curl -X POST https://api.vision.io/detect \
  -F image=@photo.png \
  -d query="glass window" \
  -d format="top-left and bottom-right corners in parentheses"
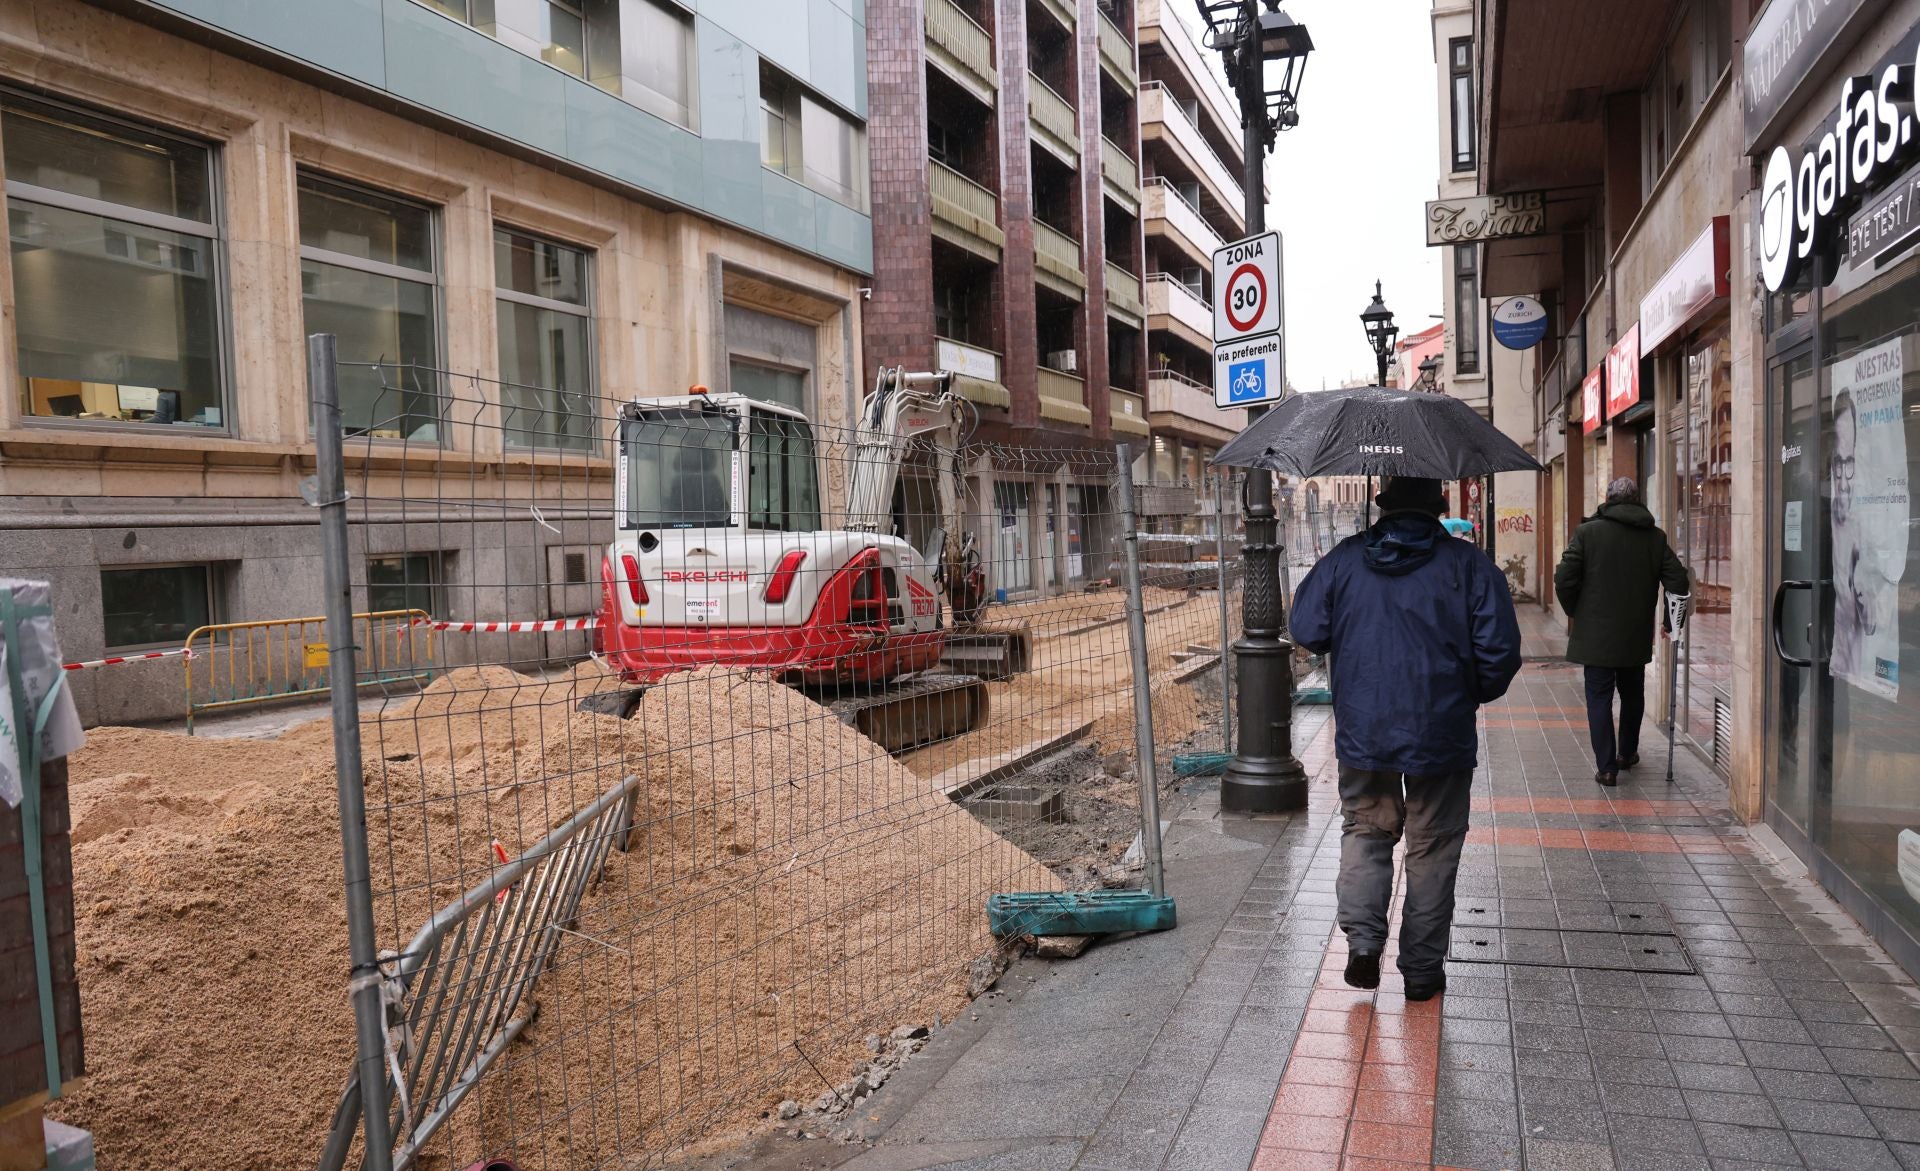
top-left (1454, 243), bottom-right (1480, 375)
top-left (5, 94), bottom-right (226, 428)
top-left (584, 0), bottom-right (695, 128)
top-left (730, 359), bottom-right (808, 413)
top-left (1449, 38), bottom-right (1474, 172)
top-left (760, 63), bottom-right (868, 211)
top-left (621, 406), bottom-right (735, 529)
top-left (297, 173), bottom-right (441, 440)
top-left (494, 227), bottom-right (595, 451)
top-left (761, 64), bottom-right (802, 180)
top-left (746, 412), bottom-right (821, 532)
top-left (100, 564), bottom-right (213, 649)
top-left (540, 0), bottom-right (587, 76)
top-left (367, 552), bottom-right (445, 616)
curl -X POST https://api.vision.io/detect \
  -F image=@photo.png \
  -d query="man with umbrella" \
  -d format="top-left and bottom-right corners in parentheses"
top-left (1215, 386), bottom-right (1536, 1000)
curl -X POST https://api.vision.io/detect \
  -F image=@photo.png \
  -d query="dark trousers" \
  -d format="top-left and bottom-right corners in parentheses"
top-left (1335, 765), bottom-right (1473, 979)
top-left (1583, 665), bottom-right (1645, 773)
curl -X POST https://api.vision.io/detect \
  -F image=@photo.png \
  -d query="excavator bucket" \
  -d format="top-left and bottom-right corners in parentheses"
top-left (937, 621), bottom-right (1032, 682)
top-left (827, 673), bottom-right (989, 754)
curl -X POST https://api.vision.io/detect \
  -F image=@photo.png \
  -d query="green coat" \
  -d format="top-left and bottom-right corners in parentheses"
top-left (1554, 502), bottom-right (1691, 669)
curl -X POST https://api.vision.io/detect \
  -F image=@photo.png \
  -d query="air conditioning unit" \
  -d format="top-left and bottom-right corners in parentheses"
top-left (1045, 349), bottom-right (1079, 373)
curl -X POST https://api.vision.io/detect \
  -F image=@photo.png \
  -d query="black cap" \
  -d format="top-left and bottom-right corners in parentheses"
top-left (1375, 476), bottom-right (1446, 516)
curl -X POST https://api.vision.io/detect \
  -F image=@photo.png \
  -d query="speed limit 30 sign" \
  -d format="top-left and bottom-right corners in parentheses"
top-left (1212, 231), bottom-right (1281, 342)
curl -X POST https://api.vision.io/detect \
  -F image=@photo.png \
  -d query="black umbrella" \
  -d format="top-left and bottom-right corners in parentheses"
top-left (1210, 385), bottom-right (1543, 479)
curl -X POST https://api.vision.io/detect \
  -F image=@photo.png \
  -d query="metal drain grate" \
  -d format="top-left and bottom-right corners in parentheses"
top-left (1448, 926), bottom-right (1695, 974)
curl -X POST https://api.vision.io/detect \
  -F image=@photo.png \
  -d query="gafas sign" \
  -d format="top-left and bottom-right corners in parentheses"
top-left (1424, 192), bottom-right (1546, 245)
top-left (1759, 22), bottom-right (1920, 292)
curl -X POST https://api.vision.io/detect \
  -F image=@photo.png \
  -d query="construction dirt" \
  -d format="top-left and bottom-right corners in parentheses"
top-left (47, 661), bottom-right (1059, 1170)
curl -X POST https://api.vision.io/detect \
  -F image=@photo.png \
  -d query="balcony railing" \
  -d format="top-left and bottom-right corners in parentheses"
top-left (926, 0), bottom-right (997, 99)
top-left (1035, 0), bottom-right (1075, 33)
top-left (1028, 74), bottom-right (1080, 160)
top-left (1037, 366), bottom-right (1092, 426)
top-left (937, 337), bottom-right (1010, 409)
top-left (1097, 11), bottom-right (1137, 90)
top-left (1138, 0), bottom-right (1240, 143)
top-left (1111, 388), bottom-right (1151, 436)
top-left (1140, 82), bottom-right (1244, 231)
top-left (1146, 272), bottom-right (1210, 340)
top-left (930, 161), bottom-right (1005, 259)
top-left (1034, 219), bottom-right (1086, 292)
top-left (1143, 177), bottom-right (1224, 261)
top-left (1101, 138), bottom-right (1140, 204)
top-left (1105, 261), bottom-right (1144, 322)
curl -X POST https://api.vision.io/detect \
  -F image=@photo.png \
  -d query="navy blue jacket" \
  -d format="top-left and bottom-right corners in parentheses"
top-left (1291, 511), bottom-right (1523, 776)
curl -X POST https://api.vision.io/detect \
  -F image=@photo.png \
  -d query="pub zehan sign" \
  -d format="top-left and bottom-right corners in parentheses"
top-left (1759, 18), bottom-right (1920, 291)
top-left (1424, 192), bottom-right (1547, 246)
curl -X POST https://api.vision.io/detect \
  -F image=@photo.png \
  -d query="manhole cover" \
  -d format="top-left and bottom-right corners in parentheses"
top-left (1448, 927), bottom-right (1695, 974)
top-left (1453, 901), bottom-right (1675, 932)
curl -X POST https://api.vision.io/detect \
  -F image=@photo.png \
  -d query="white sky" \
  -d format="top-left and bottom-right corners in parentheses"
top-left (1174, 1), bottom-right (1444, 392)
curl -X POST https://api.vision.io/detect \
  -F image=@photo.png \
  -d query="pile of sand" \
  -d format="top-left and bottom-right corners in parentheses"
top-left (49, 663), bottom-right (1057, 1170)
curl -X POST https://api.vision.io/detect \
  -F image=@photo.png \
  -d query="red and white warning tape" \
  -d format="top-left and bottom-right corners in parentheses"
top-left (412, 616), bottom-right (600, 634)
top-left (63, 647), bottom-right (194, 671)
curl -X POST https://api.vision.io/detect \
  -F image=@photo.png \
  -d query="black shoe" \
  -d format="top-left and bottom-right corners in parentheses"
top-left (1344, 951), bottom-right (1381, 990)
top-left (1405, 975), bottom-right (1447, 1002)
top-left (1620, 754), bottom-right (1641, 769)
top-left (1595, 770), bottom-right (1618, 787)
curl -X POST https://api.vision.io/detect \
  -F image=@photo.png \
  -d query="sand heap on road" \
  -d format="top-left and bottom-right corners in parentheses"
top-left (49, 662), bottom-right (1056, 1171)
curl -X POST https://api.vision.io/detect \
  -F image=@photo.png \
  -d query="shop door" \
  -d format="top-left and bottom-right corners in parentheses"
top-left (1768, 347), bottom-right (1823, 840)
top-left (993, 481), bottom-right (1031, 595)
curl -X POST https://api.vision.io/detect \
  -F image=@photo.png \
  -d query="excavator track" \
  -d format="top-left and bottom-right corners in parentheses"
top-left (824, 673), bottom-right (989, 755)
top-left (936, 621), bottom-right (1033, 682)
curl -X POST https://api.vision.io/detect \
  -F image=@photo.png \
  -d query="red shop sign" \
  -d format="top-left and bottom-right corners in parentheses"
top-left (1581, 364), bottom-right (1604, 434)
top-left (1605, 322), bottom-right (1643, 417)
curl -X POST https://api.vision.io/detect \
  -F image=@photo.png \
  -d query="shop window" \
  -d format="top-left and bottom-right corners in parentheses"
top-left (5, 93), bottom-right (226, 429)
top-left (368, 553), bottom-right (447, 617)
top-left (100, 564), bottom-right (216, 650)
top-left (1454, 244), bottom-right (1480, 375)
top-left (495, 226), bottom-right (596, 451)
top-left (1448, 38), bottom-right (1474, 172)
top-left (297, 173), bottom-right (441, 440)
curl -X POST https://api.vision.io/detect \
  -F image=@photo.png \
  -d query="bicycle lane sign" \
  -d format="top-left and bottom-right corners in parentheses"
top-left (1211, 231), bottom-right (1283, 408)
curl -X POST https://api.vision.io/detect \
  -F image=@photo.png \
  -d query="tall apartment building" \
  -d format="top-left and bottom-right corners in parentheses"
top-left (1135, 0), bottom-right (1252, 535)
top-left (865, 0), bottom-right (1152, 594)
top-left (0, 0), bottom-right (875, 723)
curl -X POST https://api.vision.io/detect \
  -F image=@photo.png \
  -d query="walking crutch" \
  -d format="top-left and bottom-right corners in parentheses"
top-left (1663, 591), bottom-right (1693, 785)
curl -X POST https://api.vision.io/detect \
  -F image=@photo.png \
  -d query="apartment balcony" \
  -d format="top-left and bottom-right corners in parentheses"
top-left (931, 161), bottom-right (1005, 262)
top-left (1037, 366), bottom-right (1092, 426)
top-left (1111, 388), bottom-right (1151, 437)
top-left (1143, 177), bottom-right (1222, 269)
top-left (1145, 272), bottom-right (1210, 350)
top-left (1105, 261), bottom-right (1144, 327)
top-left (1028, 75), bottom-right (1080, 164)
top-left (1137, 0), bottom-right (1241, 147)
top-left (926, 0), bottom-right (997, 104)
top-left (1097, 11), bottom-right (1138, 91)
top-left (1035, 0), bottom-right (1075, 33)
top-left (1101, 137), bottom-right (1141, 214)
top-left (1033, 220), bottom-right (1086, 300)
top-left (1140, 82), bottom-right (1244, 237)
top-left (937, 337), bottom-right (1010, 409)
top-left (1148, 369), bottom-right (1240, 445)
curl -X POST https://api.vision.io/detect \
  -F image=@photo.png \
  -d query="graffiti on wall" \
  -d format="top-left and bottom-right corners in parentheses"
top-left (1496, 508), bottom-right (1535, 535)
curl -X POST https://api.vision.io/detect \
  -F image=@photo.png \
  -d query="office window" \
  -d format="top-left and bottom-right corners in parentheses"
top-left (367, 552), bottom-right (445, 616)
top-left (1454, 243), bottom-right (1480, 375)
top-left (539, 0), bottom-right (587, 75)
top-left (1449, 38), bottom-right (1475, 172)
top-left (584, 0), bottom-right (696, 127)
top-left (495, 227), bottom-right (595, 451)
top-left (100, 564), bottom-right (214, 649)
top-left (759, 63), bottom-right (869, 211)
top-left (934, 283), bottom-right (971, 343)
top-left (4, 94), bottom-right (226, 428)
top-left (297, 173), bottom-right (441, 440)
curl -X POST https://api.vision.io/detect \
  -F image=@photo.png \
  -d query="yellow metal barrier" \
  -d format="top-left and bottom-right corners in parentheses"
top-left (184, 609), bottom-right (435, 733)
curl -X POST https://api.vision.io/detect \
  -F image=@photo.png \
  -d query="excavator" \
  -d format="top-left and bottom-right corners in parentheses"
top-left (584, 366), bottom-right (1032, 752)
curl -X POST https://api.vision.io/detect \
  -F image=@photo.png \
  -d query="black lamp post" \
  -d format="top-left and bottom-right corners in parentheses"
top-left (1416, 354), bottom-right (1441, 392)
top-left (1196, 0), bottom-right (1313, 815)
top-left (1361, 280), bottom-right (1399, 387)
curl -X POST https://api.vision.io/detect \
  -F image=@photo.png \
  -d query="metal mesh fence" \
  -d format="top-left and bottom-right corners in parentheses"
top-left (305, 343), bottom-right (1243, 1169)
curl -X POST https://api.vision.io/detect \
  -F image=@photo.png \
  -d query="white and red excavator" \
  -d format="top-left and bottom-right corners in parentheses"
top-left (585, 366), bottom-right (1031, 752)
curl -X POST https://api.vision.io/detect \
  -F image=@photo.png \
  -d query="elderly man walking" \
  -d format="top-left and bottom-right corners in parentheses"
top-left (1292, 477), bottom-right (1523, 1000)
top-left (1554, 477), bottom-right (1691, 786)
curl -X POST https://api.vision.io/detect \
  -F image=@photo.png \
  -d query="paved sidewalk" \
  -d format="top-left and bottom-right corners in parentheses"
top-left (732, 626), bottom-right (1920, 1171)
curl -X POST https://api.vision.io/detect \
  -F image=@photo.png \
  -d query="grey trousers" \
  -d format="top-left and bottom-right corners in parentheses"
top-left (1336, 764), bottom-right (1474, 979)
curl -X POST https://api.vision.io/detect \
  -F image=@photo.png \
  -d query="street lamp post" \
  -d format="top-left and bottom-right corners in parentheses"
top-left (1362, 280), bottom-right (1399, 387)
top-left (1416, 354), bottom-right (1440, 392)
top-left (1197, 1), bottom-right (1313, 814)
